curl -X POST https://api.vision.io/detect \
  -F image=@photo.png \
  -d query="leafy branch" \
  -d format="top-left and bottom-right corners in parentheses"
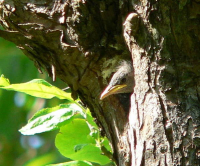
top-left (0, 75), bottom-right (114, 166)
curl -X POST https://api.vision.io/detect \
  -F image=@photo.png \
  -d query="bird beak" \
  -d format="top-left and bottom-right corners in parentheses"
top-left (100, 84), bottom-right (127, 100)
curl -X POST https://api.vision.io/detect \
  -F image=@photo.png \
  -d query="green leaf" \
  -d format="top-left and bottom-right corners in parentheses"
top-left (0, 78), bottom-right (73, 101)
top-left (0, 75), bottom-right (10, 87)
top-left (46, 161), bottom-right (93, 166)
top-left (74, 144), bottom-right (87, 152)
top-left (19, 104), bottom-right (85, 135)
top-left (101, 138), bottom-right (112, 154)
top-left (86, 109), bottom-right (98, 128)
top-left (55, 119), bottom-right (111, 165)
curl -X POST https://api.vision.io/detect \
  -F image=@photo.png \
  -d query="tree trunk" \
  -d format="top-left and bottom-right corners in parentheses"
top-left (1, 0), bottom-right (200, 165)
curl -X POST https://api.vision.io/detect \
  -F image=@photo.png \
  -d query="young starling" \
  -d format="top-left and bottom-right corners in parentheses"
top-left (100, 61), bottom-right (134, 100)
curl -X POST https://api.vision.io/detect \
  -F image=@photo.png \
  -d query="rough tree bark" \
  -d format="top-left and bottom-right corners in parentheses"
top-left (1, 0), bottom-right (200, 165)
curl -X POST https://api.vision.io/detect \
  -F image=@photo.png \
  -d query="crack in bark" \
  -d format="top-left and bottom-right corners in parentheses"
top-left (158, 95), bottom-right (174, 161)
top-left (140, 141), bottom-right (146, 166)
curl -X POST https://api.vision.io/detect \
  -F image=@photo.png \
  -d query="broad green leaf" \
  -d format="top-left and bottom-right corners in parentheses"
top-left (101, 138), bottom-right (112, 154)
top-left (0, 75), bottom-right (10, 87)
top-left (47, 161), bottom-right (93, 166)
top-left (55, 119), bottom-right (111, 165)
top-left (19, 104), bottom-right (85, 135)
top-left (0, 78), bottom-right (73, 101)
top-left (86, 109), bottom-right (98, 128)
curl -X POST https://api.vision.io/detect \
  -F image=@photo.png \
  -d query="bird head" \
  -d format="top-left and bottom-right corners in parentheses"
top-left (100, 61), bottom-right (134, 100)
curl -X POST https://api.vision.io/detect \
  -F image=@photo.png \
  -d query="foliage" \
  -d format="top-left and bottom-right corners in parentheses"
top-left (0, 75), bottom-right (114, 166)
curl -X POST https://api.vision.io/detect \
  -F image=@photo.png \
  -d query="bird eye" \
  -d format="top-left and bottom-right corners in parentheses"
top-left (121, 77), bottom-right (126, 84)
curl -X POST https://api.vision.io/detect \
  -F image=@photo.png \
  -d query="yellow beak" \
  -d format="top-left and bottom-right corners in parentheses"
top-left (100, 84), bottom-right (127, 100)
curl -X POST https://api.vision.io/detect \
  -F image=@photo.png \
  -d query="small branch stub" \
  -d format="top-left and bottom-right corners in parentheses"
top-left (123, 13), bottom-right (140, 37)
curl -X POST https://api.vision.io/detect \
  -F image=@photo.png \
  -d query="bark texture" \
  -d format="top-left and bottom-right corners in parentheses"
top-left (1, 0), bottom-right (200, 165)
